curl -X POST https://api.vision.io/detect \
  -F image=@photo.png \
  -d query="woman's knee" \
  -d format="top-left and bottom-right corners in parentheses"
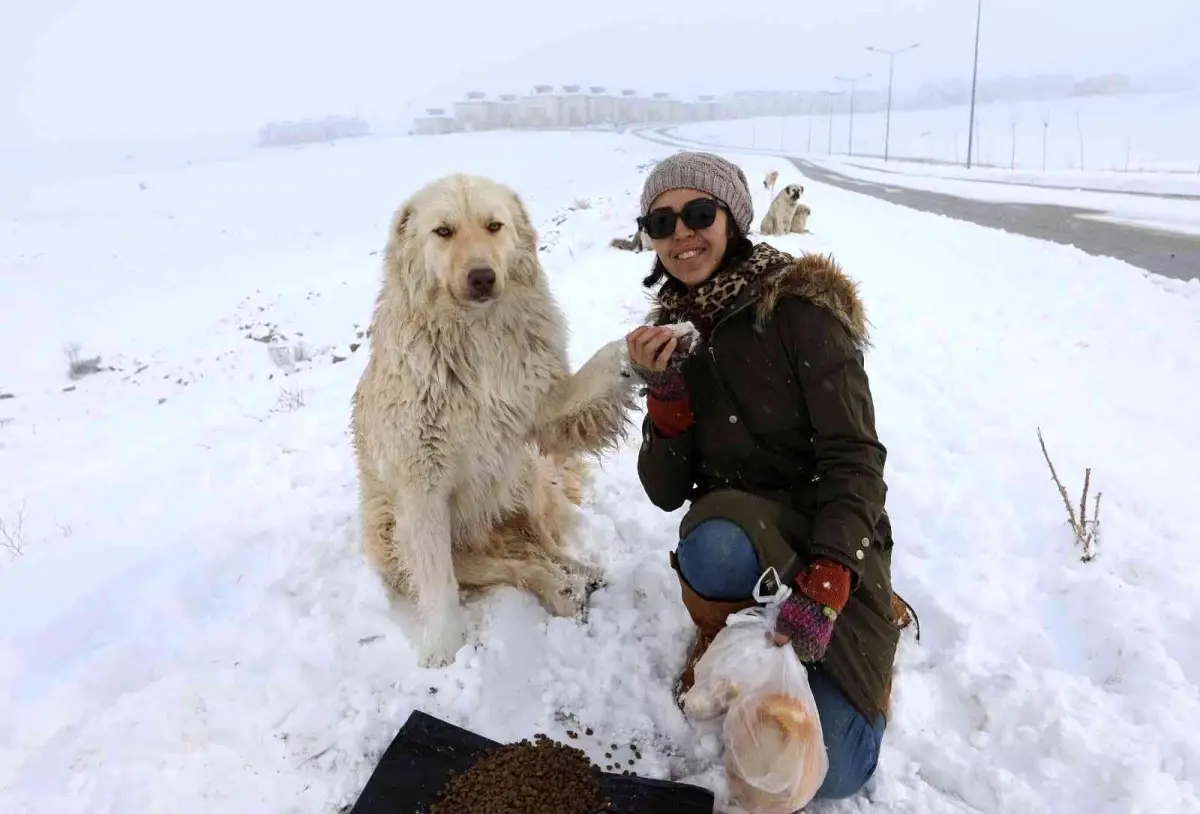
top-left (675, 518), bottom-right (761, 600)
top-left (808, 668), bottom-right (886, 800)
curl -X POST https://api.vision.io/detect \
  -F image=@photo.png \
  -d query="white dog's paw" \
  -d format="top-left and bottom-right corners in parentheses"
top-left (554, 550), bottom-right (606, 585)
top-left (572, 557), bottom-right (607, 586)
top-left (416, 602), bottom-right (468, 668)
top-left (579, 338), bottom-right (633, 389)
top-left (540, 569), bottom-right (592, 618)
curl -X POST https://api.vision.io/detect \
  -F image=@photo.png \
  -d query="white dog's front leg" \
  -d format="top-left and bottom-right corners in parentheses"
top-left (535, 338), bottom-right (636, 458)
top-left (398, 490), bottom-right (467, 668)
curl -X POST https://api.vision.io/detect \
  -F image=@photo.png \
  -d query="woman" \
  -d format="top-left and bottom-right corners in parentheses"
top-left (625, 151), bottom-right (911, 801)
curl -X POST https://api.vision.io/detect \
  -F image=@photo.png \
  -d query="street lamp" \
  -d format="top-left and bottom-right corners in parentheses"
top-left (966, 0), bottom-right (983, 168)
top-left (866, 43), bottom-right (920, 161)
top-left (819, 90), bottom-right (845, 155)
top-left (835, 73), bottom-right (872, 156)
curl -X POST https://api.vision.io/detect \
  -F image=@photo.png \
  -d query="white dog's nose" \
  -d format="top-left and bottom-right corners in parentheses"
top-left (467, 266), bottom-right (496, 300)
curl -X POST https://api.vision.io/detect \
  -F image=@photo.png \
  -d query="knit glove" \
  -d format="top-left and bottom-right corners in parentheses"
top-left (632, 361), bottom-right (688, 402)
top-left (774, 559), bottom-right (851, 663)
top-left (630, 326), bottom-right (694, 399)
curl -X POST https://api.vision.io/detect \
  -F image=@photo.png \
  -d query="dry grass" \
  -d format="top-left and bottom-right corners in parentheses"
top-left (1037, 427), bottom-right (1102, 562)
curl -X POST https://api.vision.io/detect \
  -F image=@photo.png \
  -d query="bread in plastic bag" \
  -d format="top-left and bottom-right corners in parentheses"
top-left (681, 605), bottom-right (828, 814)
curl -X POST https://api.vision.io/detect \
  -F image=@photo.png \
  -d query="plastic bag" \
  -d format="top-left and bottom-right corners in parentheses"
top-left (681, 604), bottom-right (828, 814)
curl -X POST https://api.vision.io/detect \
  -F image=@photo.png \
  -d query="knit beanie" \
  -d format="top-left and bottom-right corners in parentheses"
top-left (640, 151), bottom-right (754, 235)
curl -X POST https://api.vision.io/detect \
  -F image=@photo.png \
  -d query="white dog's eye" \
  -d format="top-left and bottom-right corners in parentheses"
top-left (486, 221), bottom-right (503, 233)
top-left (434, 225), bottom-right (454, 238)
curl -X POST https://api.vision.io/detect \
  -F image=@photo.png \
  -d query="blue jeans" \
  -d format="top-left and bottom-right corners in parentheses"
top-left (676, 518), bottom-right (886, 801)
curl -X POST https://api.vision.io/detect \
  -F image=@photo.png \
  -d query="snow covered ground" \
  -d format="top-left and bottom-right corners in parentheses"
top-left (2, 126), bottom-right (1199, 814)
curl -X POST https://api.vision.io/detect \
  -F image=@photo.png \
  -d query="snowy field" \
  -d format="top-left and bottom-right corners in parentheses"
top-left (2, 126), bottom-right (1199, 814)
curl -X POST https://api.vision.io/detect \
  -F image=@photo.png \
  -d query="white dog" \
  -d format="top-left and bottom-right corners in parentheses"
top-left (759, 184), bottom-right (805, 235)
top-left (763, 169), bottom-right (779, 193)
top-left (352, 173), bottom-right (637, 667)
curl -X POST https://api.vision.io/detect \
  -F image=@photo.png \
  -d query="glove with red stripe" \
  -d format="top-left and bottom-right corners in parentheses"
top-left (773, 559), bottom-right (851, 663)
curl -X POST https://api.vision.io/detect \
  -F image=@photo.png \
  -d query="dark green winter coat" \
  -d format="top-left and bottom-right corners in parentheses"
top-left (637, 246), bottom-right (899, 721)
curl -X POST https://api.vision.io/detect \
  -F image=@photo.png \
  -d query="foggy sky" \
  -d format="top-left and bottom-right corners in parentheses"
top-left (2, 0), bottom-right (1197, 141)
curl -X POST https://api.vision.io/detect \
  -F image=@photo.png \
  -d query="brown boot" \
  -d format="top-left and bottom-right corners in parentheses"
top-left (890, 592), bottom-right (921, 642)
top-left (670, 553), bottom-right (758, 707)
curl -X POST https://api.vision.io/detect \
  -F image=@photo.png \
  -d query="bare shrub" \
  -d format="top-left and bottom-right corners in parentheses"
top-left (1, 503), bottom-right (27, 559)
top-left (268, 341), bottom-right (321, 372)
top-left (267, 344), bottom-right (295, 371)
top-left (1037, 427), bottom-right (1101, 562)
top-left (65, 343), bottom-right (103, 381)
top-left (292, 341), bottom-right (317, 364)
top-left (271, 384), bottom-right (306, 414)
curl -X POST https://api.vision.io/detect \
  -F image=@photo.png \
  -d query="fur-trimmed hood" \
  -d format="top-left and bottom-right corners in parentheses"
top-left (648, 242), bottom-right (871, 349)
top-left (751, 248), bottom-right (870, 349)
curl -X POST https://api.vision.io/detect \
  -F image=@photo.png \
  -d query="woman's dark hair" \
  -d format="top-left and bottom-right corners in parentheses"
top-left (640, 216), bottom-right (753, 290)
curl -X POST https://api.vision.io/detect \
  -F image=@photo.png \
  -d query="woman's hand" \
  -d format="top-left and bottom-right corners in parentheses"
top-left (772, 559), bottom-right (851, 662)
top-left (626, 326), bottom-right (678, 372)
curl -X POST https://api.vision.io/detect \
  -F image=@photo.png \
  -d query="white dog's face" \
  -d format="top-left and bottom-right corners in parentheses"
top-left (389, 174), bottom-right (536, 306)
top-left (785, 184), bottom-right (804, 201)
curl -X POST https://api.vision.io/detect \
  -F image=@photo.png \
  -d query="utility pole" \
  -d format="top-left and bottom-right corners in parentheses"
top-left (866, 43), bottom-right (919, 162)
top-left (820, 90), bottom-right (844, 155)
top-left (966, 0), bottom-right (983, 168)
top-left (835, 73), bottom-right (872, 156)
top-left (1042, 121), bottom-right (1049, 171)
top-left (806, 100), bottom-right (814, 152)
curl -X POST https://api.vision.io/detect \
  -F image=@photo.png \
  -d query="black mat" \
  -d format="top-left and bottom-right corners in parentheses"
top-left (349, 710), bottom-right (715, 813)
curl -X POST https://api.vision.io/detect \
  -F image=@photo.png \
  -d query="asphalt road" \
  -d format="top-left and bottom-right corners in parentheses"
top-left (839, 160), bottom-right (1200, 202)
top-left (634, 126), bottom-right (1199, 281)
top-left (790, 158), bottom-right (1199, 281)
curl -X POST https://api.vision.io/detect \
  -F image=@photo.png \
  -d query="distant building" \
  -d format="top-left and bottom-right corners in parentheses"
top-left (518, 85), bottom-right (559, 127)
top-left (257, 115), bottom-right (369, 147)
top-left (650, 93), bottom-right (672, 123)
top-left (616, 89), bottom-right (645, 124)
top-left (411, 81), bottom-right (779, 135)
top-left (496, 94), bottom-right (519, 128)
top-left (559, 85), bottom-right (589, 127)
top-left (413, 108), bottom-right (455, 135)
top-left (588, 86), bottom-right (618, 126)
top-left (454, 91), bottom-right (496, 131)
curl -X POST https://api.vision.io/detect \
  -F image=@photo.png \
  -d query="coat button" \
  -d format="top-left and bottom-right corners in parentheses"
top-left (729, 415), bottom-right (738, 424)
top-left (861, 537), bottom-right (870, 548)
top-left (855, 549), bottom-right (865, 560)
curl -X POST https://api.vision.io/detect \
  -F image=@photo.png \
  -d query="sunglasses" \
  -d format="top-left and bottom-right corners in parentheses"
top-left (637, 197), bottom-right (723, 240)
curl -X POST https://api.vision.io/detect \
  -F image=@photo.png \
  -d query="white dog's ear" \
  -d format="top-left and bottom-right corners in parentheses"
top-left (393, 205), bottom-right (413, 242)
top-left (386, 204), bottom-right (414, 266)
top-left (509, 191), bottom-right (537, 251)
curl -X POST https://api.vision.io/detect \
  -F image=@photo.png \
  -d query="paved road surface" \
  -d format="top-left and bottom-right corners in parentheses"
top-left (793, 159), bottom-right (1200, 281)
top-left (839, 160), bottom-right (1200, 202)
top-left (634, 126), bottom-right (1199, 281)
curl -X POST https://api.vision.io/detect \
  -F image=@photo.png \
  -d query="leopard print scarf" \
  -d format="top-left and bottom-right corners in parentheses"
top-left (655, 242), bottom-right (794, 338)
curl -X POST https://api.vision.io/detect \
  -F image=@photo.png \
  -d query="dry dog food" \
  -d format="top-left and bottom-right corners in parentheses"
top-left (430, 733), bottom-right (611, 814)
